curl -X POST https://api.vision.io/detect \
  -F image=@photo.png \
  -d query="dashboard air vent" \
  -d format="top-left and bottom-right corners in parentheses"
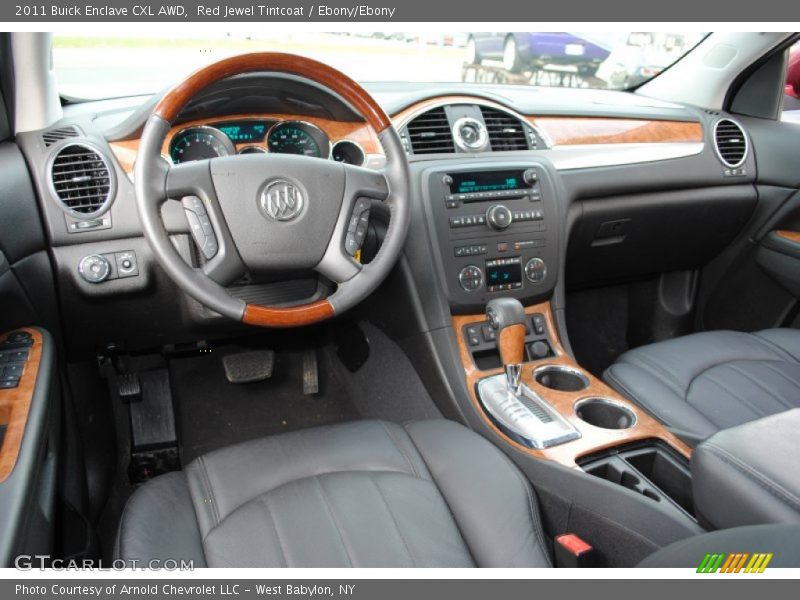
top-left (49, 143), bottom-right (114, 216)
top-left (713, 119), bottom-right (747, 167)
top-left (406, 107), bottom-right (455, 154)
top-left (42, 126), bottom-right (79, 147)
top-left (481, 107), bottom-right (529, 151)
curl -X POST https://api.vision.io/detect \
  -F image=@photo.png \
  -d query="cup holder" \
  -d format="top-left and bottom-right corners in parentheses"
top-left (575, 398), bottom-right (636, 430)
top-left (534, 366), bottom-right (589, 392)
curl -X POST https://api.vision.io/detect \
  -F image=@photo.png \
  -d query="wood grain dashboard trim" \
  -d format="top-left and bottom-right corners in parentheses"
top-left (453, 303), bottom-right (691, 468)
top-left (531, 117), bottom-right (704, 146)
top-left (109, 113), bottom-right (381, 176)
top-left (390, 94), bottom-right (703, 147)
top-left (0, 328), bottom-right (42, 483)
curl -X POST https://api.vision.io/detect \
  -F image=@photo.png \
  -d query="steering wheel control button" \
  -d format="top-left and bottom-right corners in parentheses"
top-left (181, 196), bottom-right (206, 216)
top-left (458, 265), bottom-right (484, 292)
top-left (525, 257), bottom-right (548, 283)
top-left (78, 254), bottom-right (111, 283)
top-left (486, 205), bottom-right (513, 230)
top-left (345, 199), bottom-right (373, 256)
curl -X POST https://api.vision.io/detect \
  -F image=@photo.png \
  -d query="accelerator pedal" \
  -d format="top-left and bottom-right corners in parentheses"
top-left (222, 350), bottom-right (275, 384)
top-left (302, 349), bottom-right (319, 395)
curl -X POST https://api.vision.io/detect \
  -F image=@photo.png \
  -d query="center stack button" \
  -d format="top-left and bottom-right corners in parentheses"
top-left (486, 205), bottom-right (513, 231)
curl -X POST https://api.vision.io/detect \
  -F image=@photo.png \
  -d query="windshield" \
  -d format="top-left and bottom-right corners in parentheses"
top-left (53, 31), bottom-right (708, 100)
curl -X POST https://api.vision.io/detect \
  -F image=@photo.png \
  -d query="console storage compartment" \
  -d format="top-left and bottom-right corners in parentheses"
top-left (579, 442), bottom-right (694, 519)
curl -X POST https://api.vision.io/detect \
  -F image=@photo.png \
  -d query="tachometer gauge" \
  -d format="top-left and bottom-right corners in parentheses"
top-left (169, 126), bottom-right (235, 164)
top-left (266, 121), bottom-right (330, 159)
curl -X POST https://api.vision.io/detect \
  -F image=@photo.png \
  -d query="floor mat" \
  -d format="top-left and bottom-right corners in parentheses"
top-left (170, 345), bottom-right (359, 463)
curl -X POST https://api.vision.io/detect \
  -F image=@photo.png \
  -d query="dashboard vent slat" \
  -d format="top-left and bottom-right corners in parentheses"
top-left (481, 107), bottom-right (530, 151)
top-left (42, 126), bottom-right (79, 147)
top-left (713, 119), bottom-right (747, 168)
top-left (406, 107), bottom-right (455, 154)
top-left (49, 142), bottom-right (114, 217)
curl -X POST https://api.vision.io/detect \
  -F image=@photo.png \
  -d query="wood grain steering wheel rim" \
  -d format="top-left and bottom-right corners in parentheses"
top-left (135, 53), bottom-right (410, 328)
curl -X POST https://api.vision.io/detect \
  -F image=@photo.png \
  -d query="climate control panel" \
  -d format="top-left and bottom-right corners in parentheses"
top-left (423, 162), bottom-right (560, 310)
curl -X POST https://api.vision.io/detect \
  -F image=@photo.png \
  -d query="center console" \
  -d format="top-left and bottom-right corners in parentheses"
top-left (421, 162), bottom-right (560, 311)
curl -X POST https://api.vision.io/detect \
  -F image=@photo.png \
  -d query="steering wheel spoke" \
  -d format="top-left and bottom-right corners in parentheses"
top-left (167, 161), bottom-right (246, 286)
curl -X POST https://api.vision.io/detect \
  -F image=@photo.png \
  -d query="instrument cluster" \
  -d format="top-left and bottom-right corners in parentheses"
top-left (168, 119), bottom-right (366, 167)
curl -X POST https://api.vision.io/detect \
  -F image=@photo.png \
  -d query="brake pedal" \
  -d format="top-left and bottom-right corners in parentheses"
top-left (222, 350), bottom-right (275, 384)
top-left (302, 349), bottom-right (319, 395)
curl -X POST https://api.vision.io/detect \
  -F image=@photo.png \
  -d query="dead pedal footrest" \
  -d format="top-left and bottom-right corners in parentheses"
top-left (222, 350), bottom-right (275, 384)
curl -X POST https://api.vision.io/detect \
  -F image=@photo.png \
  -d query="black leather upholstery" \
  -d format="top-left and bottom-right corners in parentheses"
top-left (116, 420), bottom-right (552, 567)
top-left (604, 329), bottom-right (800, 440)
top-left (692, 409), bottom-right (800, 530)
top-left (639, 524), bottom-right (800, 568)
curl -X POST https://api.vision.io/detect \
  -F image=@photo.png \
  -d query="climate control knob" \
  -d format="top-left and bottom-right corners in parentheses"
top-left (78, 254), bottom-right (111, 283)
top-left (525, 257), bottom-right (547, 283)
top-left (486, 205), bottom-right (513, 231)
top-left (458, 265), bottom-right (483, 292)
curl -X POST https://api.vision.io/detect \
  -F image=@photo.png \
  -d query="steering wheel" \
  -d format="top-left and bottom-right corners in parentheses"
top-left (134, 53), bottom-right (410, 328)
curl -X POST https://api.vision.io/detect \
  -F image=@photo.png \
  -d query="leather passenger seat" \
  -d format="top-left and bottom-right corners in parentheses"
top-left (604, 329), bottom-right (800, 441)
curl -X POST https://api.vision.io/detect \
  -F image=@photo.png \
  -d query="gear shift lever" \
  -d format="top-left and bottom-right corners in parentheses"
top-left (486, 298), bottom-right (526, 395)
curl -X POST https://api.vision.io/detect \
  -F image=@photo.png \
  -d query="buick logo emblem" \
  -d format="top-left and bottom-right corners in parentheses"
top-left (260, 180), bottom-right (304, 222)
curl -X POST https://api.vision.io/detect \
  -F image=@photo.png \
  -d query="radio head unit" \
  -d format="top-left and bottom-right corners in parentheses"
top-left (449, 169), bottom-right (527, 195)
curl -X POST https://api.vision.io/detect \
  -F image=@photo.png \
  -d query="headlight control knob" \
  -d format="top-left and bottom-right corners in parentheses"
top-left (486, 204), bottom-right (513, 230)
top-left (79, 254), bottom-right (111, 283)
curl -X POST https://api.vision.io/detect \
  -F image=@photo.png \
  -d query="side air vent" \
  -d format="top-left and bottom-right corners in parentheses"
top-left (713, 119), bottom-right (747, 168)
top-left (49, 142), bottom-right (115, 217)
top-left (42, 126), bottom-right (79, 147)
top-left (406, 107), bottom-right (455, 154)
top-left (481, 107), bottom-right (529, 151)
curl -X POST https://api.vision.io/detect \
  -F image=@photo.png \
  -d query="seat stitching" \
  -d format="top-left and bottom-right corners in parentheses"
top-left (623, 353), bottom-right (687, 397)
top-left (369, 476), bottom-right (417, 567)
top-left (314, 475), bottom-right (354, 567)
top-left (701, 373), bottom-right (768, 419)
top-left (379, 421), bottom-right (421, 479)
top-left (259, 494), bottom-right (290, 567)
top-left (403, 423), bottom-right (549, 567)
top-left (703, 443), bottom-right (800, 511)
top-left (400, 423), bottom-right (476, 566)
top-left (726, 363), bottom-right (795, 410)
top-left (197, 456), bottom-right (221, 528)
top-left (759, 362), bottom-right (800, 406)
top-left (750, 332), bottom-right (800, 363)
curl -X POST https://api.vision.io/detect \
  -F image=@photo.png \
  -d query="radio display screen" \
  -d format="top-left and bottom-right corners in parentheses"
top-left (449, 170), bottom-right (525, 195)
top-left (486, 262), bottom-right (522, 287)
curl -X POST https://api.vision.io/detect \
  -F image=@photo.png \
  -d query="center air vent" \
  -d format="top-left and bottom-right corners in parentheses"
top-left (713, 119), bottom-right (747, 168)
top-left (49, 142), bottom-right (114, 217)
top-left (480, 107), bottom-right (530, 151)
top-left (42, 126), bottom-right (79, 147)
top-left (406, 107), bottom-right (455, 154)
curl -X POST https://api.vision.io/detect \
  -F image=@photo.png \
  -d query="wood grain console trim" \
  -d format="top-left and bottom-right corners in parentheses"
top-left (154, 52), bottom-right (391, 132)
top-left (242, 299), bottom-right (335, 328)
top-left (110, 114), bottom-right (381, 177)
top-left (453, 303), bottom-right (691, 468)
top-left (0, 328), bottom-right (42, 483)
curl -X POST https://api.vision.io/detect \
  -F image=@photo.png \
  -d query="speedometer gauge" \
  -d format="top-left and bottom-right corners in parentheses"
top-left (267, 121), bottom-right (330, 159)
top-left (169, 126), bottom-right (235, 164)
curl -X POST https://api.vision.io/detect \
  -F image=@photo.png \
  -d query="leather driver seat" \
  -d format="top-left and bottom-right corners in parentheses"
top-left (115, 420), bottom-right (552, 567)
top-left (604, 329), bottom-right (800, 441)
